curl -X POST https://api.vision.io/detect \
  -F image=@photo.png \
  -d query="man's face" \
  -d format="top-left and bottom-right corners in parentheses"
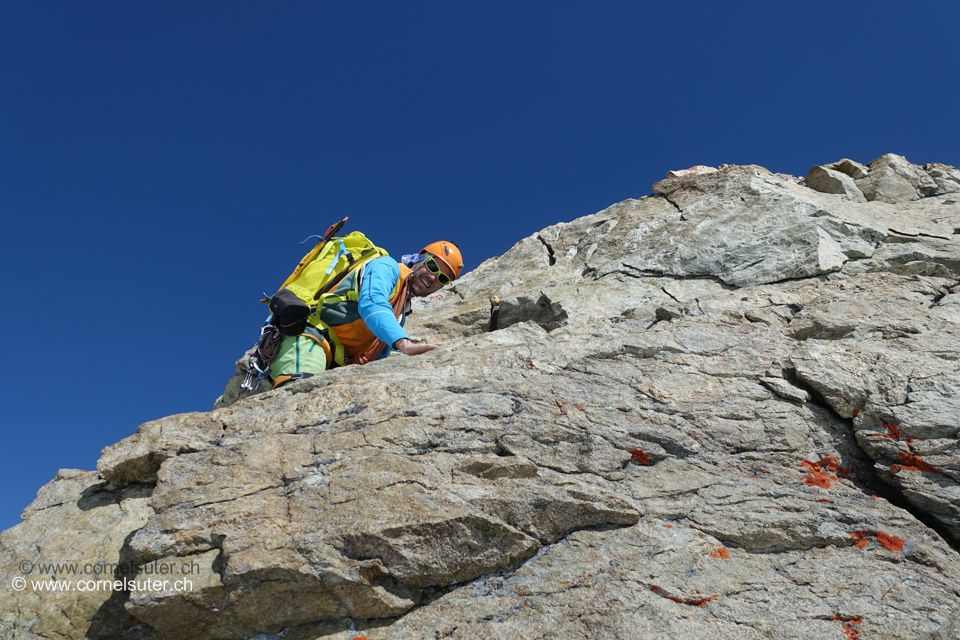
top-left (408, 257), bottom-right (455, 297)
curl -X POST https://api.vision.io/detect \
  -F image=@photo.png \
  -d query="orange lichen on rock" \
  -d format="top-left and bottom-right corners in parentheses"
top-left (664, 524), bottom-right (673, 528)
top-left (818, 456), bottom-right (840, 473)
top-left (801, 460), bottom-right (835, 489)
top-left (848, 531), bottom-right (869, 548)
top-left (890, 451), bottom-right (939, 476)
top-left (709, 547), bottom-right (730, 559)
top-left (630, 449), bottom-right (650, 465)
top-left (875, 531), bottom-right (905, 551)
top-left (839, 465), bottom-right (861, 483)
top-left (849, 530), bottom-right (905, 551)
top-left (875, 422), bottom-right (920, 444)
top-left (816, 498), bottom-right (830, 503)
top-left (803, 473), bottom-right (832, 489)
top-left (834, 615), bottom-right (863, 638)
top-left (801, 457), bottom-right (862, 488)
top-left (878, 422), bottom-right (902, 439)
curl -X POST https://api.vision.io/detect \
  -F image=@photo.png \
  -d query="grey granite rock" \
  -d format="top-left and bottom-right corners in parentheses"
top-left (924, 163), bottom-right (960, 196)
top-left (826, 158), bottom-right (870, 180)
top-left (857, 153), bottom-right (940, 203)
top-left (1, 471), bottom-right (154, 640)
top-left (804, 165), bottom-right (867, 202)
top-left (4, 155), bottom-right (960, 639)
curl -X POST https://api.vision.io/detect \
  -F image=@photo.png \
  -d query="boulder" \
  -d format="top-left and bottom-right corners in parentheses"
top-left (924, 163), bottom-right (960, 196)
top-left (666, 165), bottom-right (717, 178)
top-left (826, 158), bottom-right (870, 179)
top-left (804, 165), bottom-right (867, 201)
top-left (857, 153), bottom-right (939, 203)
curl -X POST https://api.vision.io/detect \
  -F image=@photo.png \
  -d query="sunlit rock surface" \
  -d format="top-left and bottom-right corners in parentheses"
top-left (3, 155), bottom-right (960, 639)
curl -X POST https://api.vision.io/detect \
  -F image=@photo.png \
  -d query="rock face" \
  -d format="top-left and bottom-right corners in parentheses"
top-left (804, 165), bottom-right (867, 202)
top-left (3, 155), bottom-right (960, 640)
top-left (856, 154), bottom-right (947, 204)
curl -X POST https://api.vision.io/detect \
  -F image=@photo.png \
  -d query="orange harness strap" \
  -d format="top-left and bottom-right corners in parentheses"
top-left (344, 275), bottom-right (411, 366)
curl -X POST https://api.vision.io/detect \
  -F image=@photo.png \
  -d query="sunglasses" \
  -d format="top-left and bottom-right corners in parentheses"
top-left (423, 256), bottom-right (452, 286)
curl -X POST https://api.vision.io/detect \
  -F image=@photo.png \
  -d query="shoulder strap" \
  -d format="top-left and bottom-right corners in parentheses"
top-left (343, 272), bottom-right (412, 366)
top-left (312, 254), bottom-right (366, 301)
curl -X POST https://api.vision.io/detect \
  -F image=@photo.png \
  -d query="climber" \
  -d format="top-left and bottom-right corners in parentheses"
top-left (269, 241), bottom-right (463, 387)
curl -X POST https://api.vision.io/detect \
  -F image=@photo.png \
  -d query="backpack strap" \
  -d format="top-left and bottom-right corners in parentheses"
top-left (301, 324), bottom-right (335, 369)
top-left (343, 274), bottom-right (412, 366)
top-left (312, 247), bottom-right (382, 302)
top-left (304, 318), bottom-right (345, 368)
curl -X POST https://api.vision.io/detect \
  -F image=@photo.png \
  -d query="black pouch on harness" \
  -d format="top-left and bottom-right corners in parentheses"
top-left (269, 290), bottom-right (311, 336)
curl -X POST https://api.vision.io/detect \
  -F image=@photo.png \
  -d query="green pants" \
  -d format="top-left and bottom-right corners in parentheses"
top-left (271, 334), bottom-right (327, 386)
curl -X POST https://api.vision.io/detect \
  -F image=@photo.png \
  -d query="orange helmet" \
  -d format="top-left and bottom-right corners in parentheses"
top-left (420, 241), bottom-right (463, 280)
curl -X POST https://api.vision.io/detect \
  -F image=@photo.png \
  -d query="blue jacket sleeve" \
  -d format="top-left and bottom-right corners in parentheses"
top-left (358, 257), bottom-right (409, 359)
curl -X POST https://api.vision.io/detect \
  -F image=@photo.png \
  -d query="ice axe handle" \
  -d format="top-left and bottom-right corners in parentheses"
top-left (323, 217), bottom-right (348, 242)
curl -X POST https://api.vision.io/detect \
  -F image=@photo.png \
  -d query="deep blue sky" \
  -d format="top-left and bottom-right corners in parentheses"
top-left (2, 2), bottom-right (958, 531)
